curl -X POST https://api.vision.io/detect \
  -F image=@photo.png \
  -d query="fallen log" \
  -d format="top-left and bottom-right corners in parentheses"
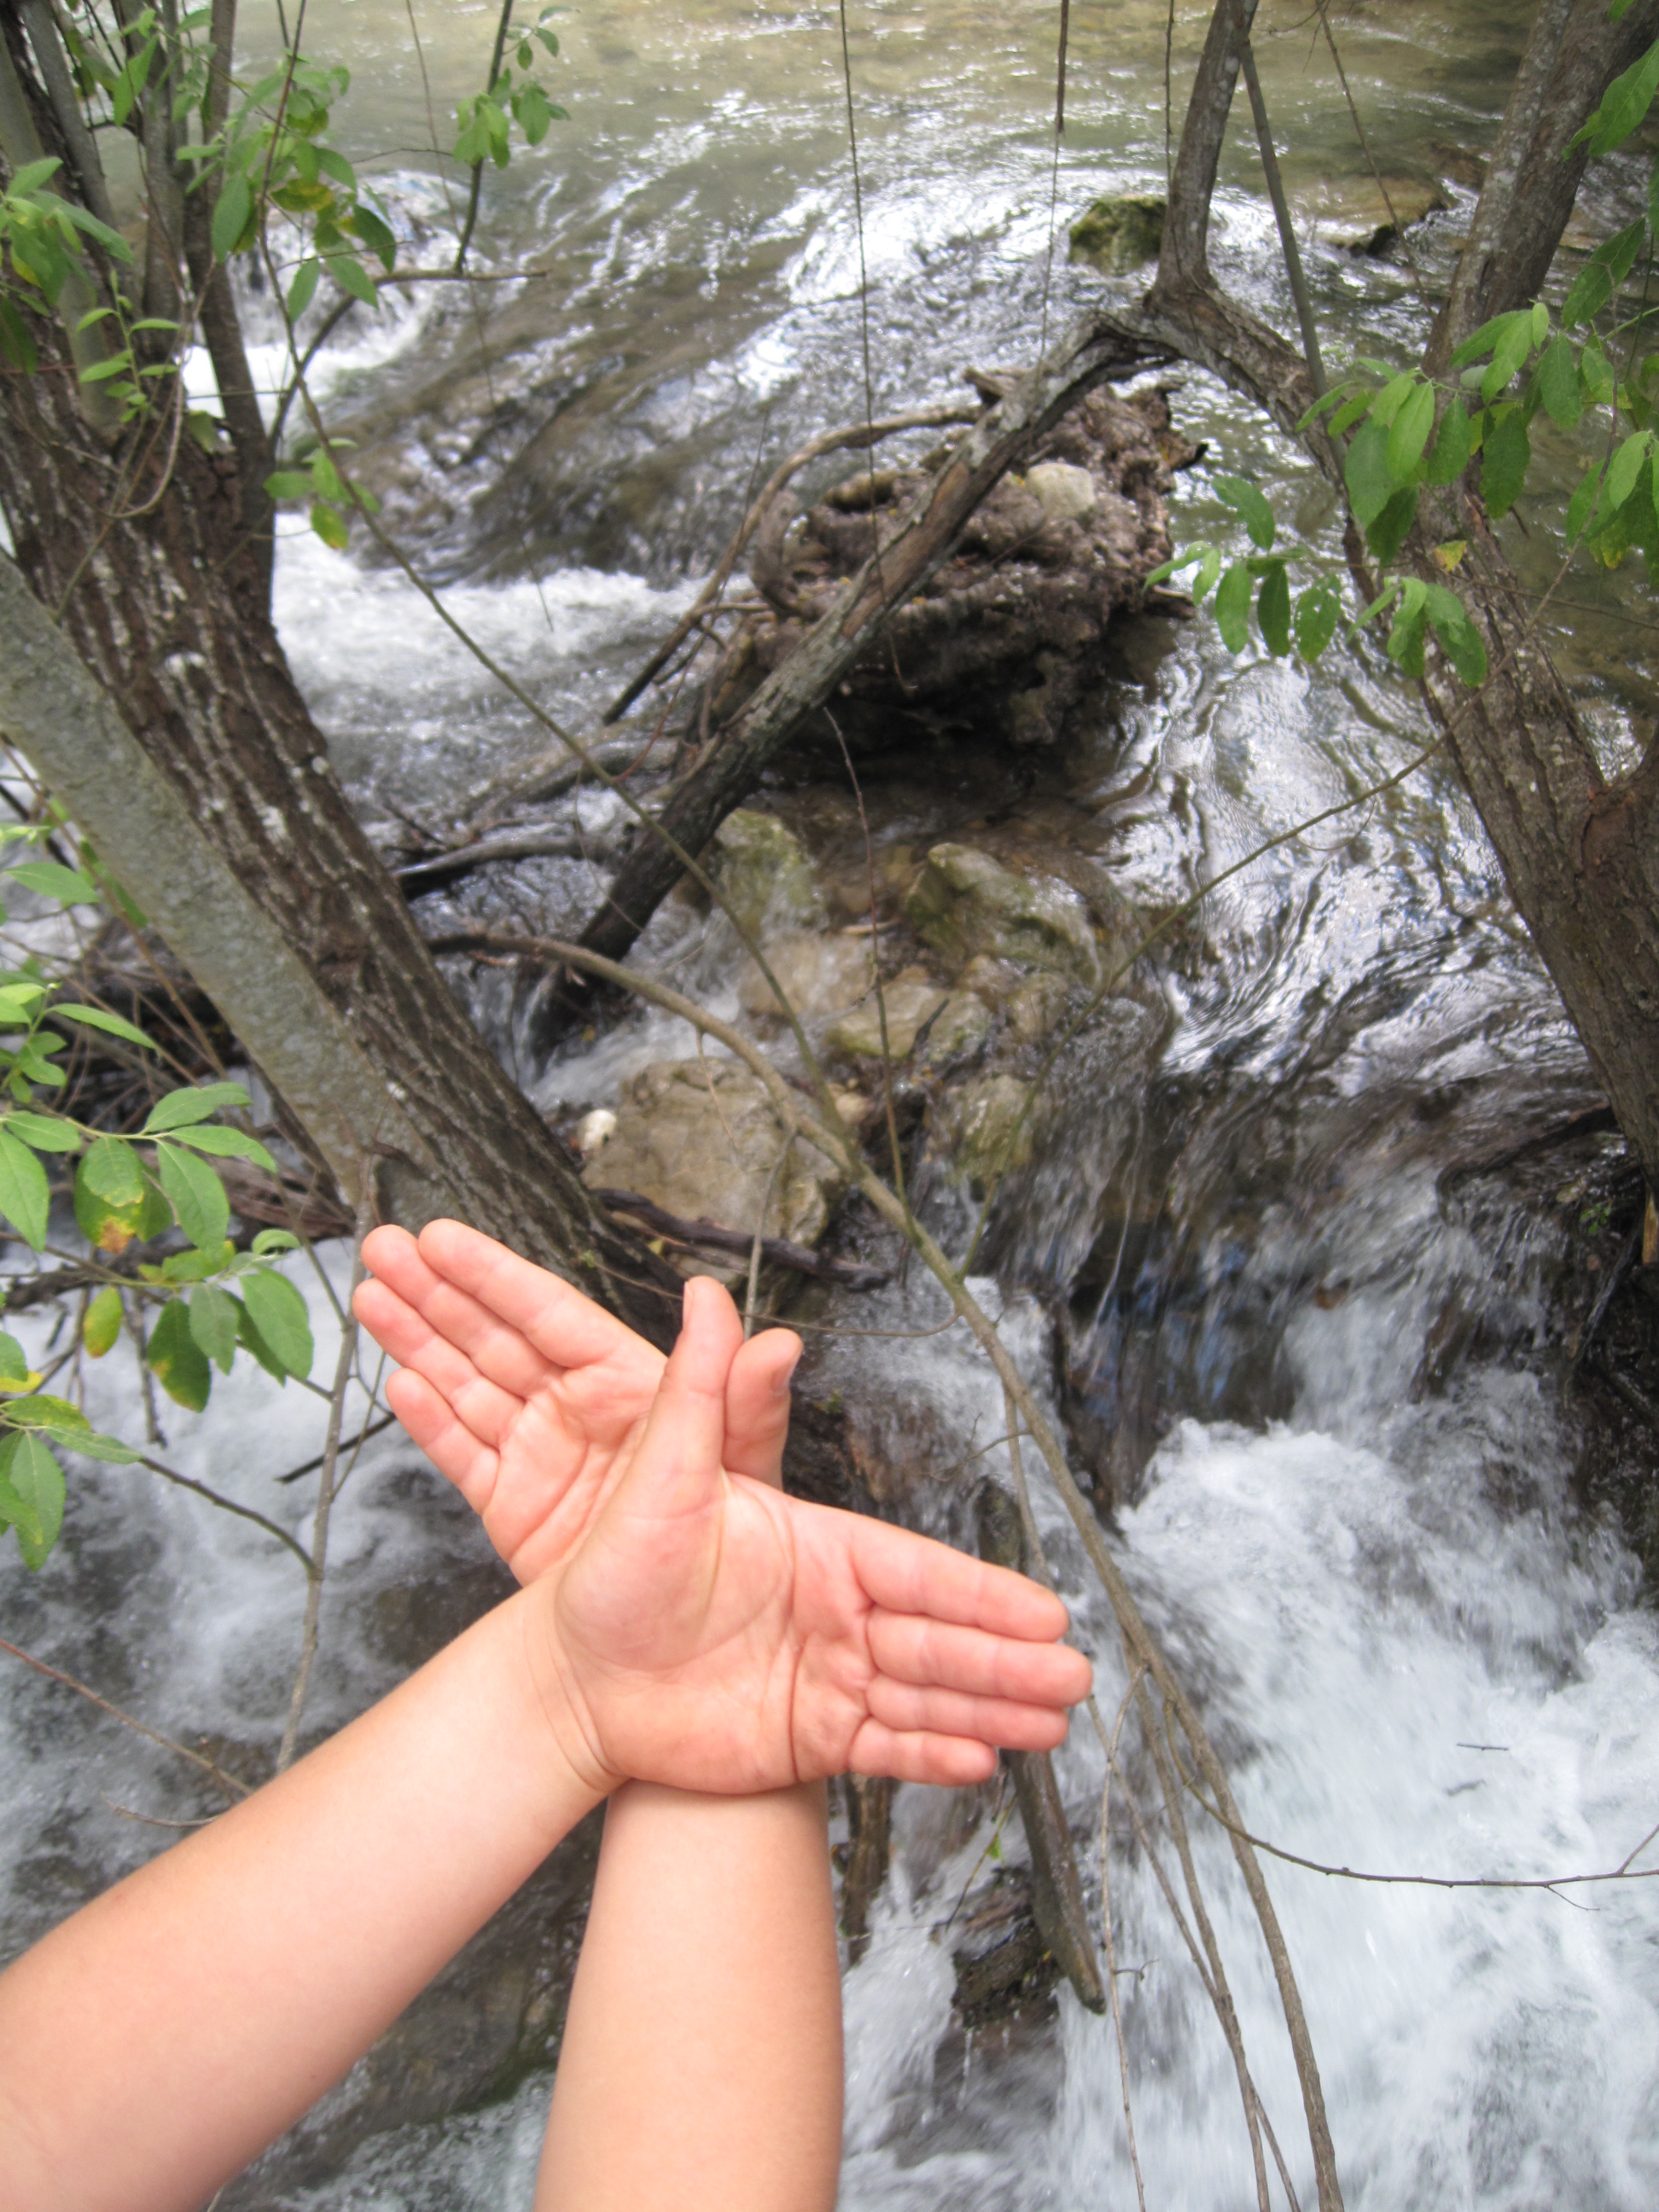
top-left (537, 317), bottom-right (1162, 1046)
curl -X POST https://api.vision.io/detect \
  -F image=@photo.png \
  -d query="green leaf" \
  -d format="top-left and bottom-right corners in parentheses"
top-left (170, 1125), bottom-right (277, 1170)
top-left (1423, 399), bottom-right (1475, 488)
top-left (59, 1426), bottom-right (140, 1464)
top-left (240, 1267), bottom-right (314, 1379)
top-left (1344, 416), bottom-right (1394, 527)
top-left (251, 1228), bottom-right (300, 1257)
top-left (0, 1131), bottom-right (50, 1251)
top-left (1562, 218), bottom-right (1647, 328)
top-left (1537, 335), bottom-right (1584, 429)
top-left (1451, 311), bottom-right (1522, 370)
top-left (75, 1143), bottom-right (148, 1255)
top-left (154, 1142), bottom-right (229, 1254)
top-left (1607, 428), bottom-right (1651, 511)
top-left (1214, 561), bottom-right (1254, 652)
top-left (511, 79), bottom-right (554, 144)
top-left (1212, 473), bottom-right (1275, 550)
top-left (310, 500), bottom-right (350, 550)
top-left (1368, 370), bottom-right (1417, 428)
top-left (1423, 583), bottom-right (1487, 686)
top-left (3, 1432), bottom-right (65, 1568)
top-left (1193, 544), bottom-right (1223, 602)
top-left (1481, 406), bottom-right (1531, 520)
top-left (84, 1284), bottom-right (124, 1359)
top-left (1566, 463), bottom-right (1604, 544)
top-left (212, 172), bottom-right (253, 262)
top-left (0, 1330), bottom-right (27, 1385)
top-left (147, 1297), bottom-right (211, 1412)
top-left (325, 251), bottom-right (379, 308)
top-left (3, 1112), bottom-right (80, 1154)
top-left (1296, 380), bottom-right (1360, 431)
top-left (1294, 578), bottom-right (1342, 662)
top-left (189, 1282), bottom-right (239, 1374)
top-left (1580, 340), bottom-right (1616, 405)
top-left (1574, 34), bottom-right (1659, 158)
top-left (46, 1004), bottom-right (156, 1050)
top-left (235, 1296), bottom-right (288, 1382)
top-left (7, 157), bottom-right (61, 195)
top-left (1365, 486), bottom-right (1420, 563)
top-left (141, 1082), bottom-right (252, 1135)
top-left (351, 203), bottom-right (398, 271)
top-left (1387, 380), bottom-right (1435, 480)
top-left (11, 860), bottom-right (98, 906)
top-left (1255, 561), bottom-right (1291, 655)
top-left (287, 255), bottom-right (321, 317)
top-left (80, 1135), bottom-right (144, 1208)
top-left (264, 470), bottom-right (315, 501)
top-left (1481, 313), bottom-right (1537, 405)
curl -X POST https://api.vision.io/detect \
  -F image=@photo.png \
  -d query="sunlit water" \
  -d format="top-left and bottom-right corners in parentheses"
top-left (4, 2), bottom-right (1658, 2205)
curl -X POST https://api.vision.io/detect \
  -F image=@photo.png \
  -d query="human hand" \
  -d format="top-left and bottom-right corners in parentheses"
top-left (527, 1275), bottom-right (1091, 1794)
top-left (354, 1220), bottom-right (800, 1580)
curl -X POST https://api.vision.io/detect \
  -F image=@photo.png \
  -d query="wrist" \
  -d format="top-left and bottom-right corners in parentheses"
top-left (509, 1576), bottom-right (626, 1809)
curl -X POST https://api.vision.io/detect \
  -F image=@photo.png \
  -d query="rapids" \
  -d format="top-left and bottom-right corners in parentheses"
top-left (3, 3), bottom-right (1657, 2205)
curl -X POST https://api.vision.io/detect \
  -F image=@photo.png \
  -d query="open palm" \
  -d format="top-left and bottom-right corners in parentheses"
top-left (354, 1220), bottom-right (800, 1580)
top-left (539, 1278), bottom-right (1092, 1792)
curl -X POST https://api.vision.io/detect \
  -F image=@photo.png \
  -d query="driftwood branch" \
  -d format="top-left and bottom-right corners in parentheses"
top-left (590, 1188), bottom-right (891, 1290)
top-left (563, 319), bottom-right (1161, 993)
top-left (601, 401), bottom-right (983, 725)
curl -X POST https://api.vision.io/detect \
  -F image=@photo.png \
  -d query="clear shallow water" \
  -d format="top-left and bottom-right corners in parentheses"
top-left (4, 2), bottom-right (1659, 2204)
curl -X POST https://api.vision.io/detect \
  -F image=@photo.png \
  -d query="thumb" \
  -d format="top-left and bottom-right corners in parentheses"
top-left (610, 1272), bottom-right (744, 1526)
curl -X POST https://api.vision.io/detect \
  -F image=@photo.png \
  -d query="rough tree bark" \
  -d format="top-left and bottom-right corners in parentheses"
top-left (1107, 0), bottom-right (1659, 1192)
top-left (0, 20), bottom-right (678, 1342)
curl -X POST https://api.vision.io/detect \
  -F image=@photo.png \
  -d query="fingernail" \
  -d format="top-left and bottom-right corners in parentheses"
top-left (771, 1348), bottom-right (801, 1396)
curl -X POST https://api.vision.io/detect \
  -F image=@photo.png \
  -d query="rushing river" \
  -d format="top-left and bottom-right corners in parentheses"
top-left (3, 2), bottom-right (1658, 2205)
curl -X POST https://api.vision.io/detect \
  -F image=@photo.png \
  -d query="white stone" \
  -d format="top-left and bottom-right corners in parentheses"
top-left (1025, 461), bottom-right (1097, 523)
top-left (575, 1108), bottom-right (616, 1158)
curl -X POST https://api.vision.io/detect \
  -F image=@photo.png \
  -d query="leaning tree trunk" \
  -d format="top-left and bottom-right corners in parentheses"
top-left (0, 163), bottom-right (678, 1342)
top-left (1109, 0), bottom-right (1659, 1193)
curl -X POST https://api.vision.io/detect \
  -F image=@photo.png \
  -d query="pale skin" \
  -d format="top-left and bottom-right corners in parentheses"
top-left (353, 1220), bottom-right (845, 2212)
top-left (0, 1227), bottom-right (1091, 2212)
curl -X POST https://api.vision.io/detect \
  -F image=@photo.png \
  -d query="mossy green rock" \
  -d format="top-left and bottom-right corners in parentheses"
top-left (942, 1074), bottom-right (1038, 1194)
top-left (827, 977), bottom-right (948, 1062)
top-left (905, 844), bottom-right (1099, 983)
top-left (1068, 195), bottom-right (1166, 276)
top-left (920, 989), bottom-right (992, 1065)
top-left (712, 810), bottom-right (822, 940)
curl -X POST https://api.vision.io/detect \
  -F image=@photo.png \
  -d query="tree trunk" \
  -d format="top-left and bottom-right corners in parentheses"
top-left (0, 159), bottom-right (678, 1342)
top-left (1117, 0), bottom-right (1659, 1192)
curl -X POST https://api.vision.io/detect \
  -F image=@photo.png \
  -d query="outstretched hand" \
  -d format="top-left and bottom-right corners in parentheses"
top-left (355, 1220), bottom-right (800, 1578)
top-left (355, 1224), bottom-right (1092, 1791)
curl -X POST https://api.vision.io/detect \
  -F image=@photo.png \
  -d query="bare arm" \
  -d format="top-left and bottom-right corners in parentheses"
top-left (538, 1782), bottom-right (842, 2212)
top-left (0, 1589), bottom-right (602, 2212)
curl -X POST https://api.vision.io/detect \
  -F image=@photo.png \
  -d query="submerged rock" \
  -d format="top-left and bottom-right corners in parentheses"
top-left (712, 810), bottom-right (823, 940)
top-left (736, 930), bottom-right (874, 1020)
top-left (942, 1073), bottom-right (1040, 1193)
top-left (905, 844), bottom-right (1100, 984)
top-left (1068, 194), bottom-right (1166, 274)
top-left (827, 974), bottom-right (949, 1062)
top-left (581, 1058), bottom-right (843, 1250)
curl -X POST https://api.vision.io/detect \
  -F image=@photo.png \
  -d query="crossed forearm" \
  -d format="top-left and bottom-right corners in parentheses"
top-left (0, 1589), bottom-right (599, 2212)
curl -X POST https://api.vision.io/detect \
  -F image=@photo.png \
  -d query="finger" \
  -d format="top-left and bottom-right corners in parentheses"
top-left (841, 1513), bottom-right (1073, 1641)
top-left (865, 1678), bottom-right (1074, 1754)
top-left (724, 1327), bottom-right (801, 1488)
top-left (616, 1275), bottom-right (744, 1522)
top-left (383, 1367), bottom-right (500, 1511)
top-left (845, 1721), bottom-right (998, 1788)
top-left (418, 1220), bottom-right (647, 1374)
top-left (362, 1228), bottom-right (562, 1401)
top-left (867, 1611), bottom-right (1094, 1708)
top-left (353, 1279), bottom-right (527, 1449)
